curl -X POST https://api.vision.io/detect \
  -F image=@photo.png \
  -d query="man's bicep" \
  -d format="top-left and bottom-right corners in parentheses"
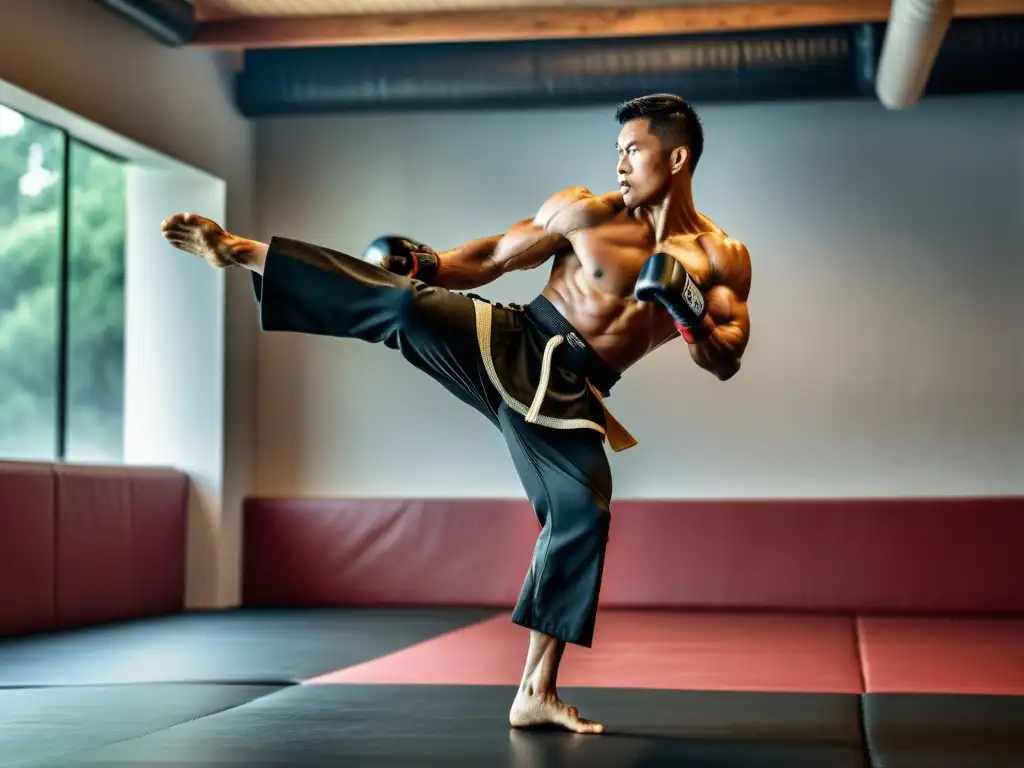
top-left (718, 240), bottom-right (752, 302)
top-left (718, 293), bottom-right (751, 355)
top-left (687, 285), bottom-right (749, 379)
top-left (492, 217), bottom-right (567, 272)
top-left (718, 282), bottom-right (751, 342)
top-left (708, 239), bottom-right (752, 347)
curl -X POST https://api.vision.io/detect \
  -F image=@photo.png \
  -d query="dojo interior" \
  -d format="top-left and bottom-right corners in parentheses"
top-left (1, 1), bottom-right (1023, 766)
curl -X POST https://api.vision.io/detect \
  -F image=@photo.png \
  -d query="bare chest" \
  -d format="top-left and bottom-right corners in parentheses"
top-left (565, 218), bottom-right (657, 295)
top-left (565, 224), bottom-right (717, 297)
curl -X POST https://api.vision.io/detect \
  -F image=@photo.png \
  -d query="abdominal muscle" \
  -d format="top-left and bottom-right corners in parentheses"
top-left (541, 252), bottom-right (677, 372)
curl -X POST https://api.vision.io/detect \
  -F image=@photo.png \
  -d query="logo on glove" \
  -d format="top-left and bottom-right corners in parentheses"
top-left (682, 273), bottom-right (705, 316)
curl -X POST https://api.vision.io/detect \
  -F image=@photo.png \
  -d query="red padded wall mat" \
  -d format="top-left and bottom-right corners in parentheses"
top-left (129, 469), bottom-right (188, 616)
top-left (3, 463), bottom-right (187, 636)
top-left (55, 466), bottom-right (134, 628)
top-left (0, 463), bottom-right (56, 636)
top-left (600, 497), bottom-right (1024, 612)
top-left (244, 498), bottom-right (542, 607)
top-left (244, 496), bottom-right (1024, 613)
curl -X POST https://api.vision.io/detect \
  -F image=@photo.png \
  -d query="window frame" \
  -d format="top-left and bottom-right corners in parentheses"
top-left (0, 100), bottom-right (128, 462)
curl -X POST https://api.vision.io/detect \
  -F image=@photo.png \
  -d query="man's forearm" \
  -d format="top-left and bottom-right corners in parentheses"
top-left (431, 234), bottom-right (504, 290)
top-left (432, 219), bottom-right (565, 291)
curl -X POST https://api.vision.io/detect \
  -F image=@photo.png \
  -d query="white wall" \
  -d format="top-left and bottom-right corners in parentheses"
top-left (0, 0), bottom-right (257, 608)
top-left (253, 95), bottom-right (1023, 499)
top-left (124, 168), bottom-right (226, 608)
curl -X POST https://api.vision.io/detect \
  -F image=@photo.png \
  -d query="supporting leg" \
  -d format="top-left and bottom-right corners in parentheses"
top-left (500, 406), bottom-right (612, 734)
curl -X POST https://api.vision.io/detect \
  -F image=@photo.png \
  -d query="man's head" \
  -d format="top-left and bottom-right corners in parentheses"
top-left (614, 93), bottom-right (703, 209)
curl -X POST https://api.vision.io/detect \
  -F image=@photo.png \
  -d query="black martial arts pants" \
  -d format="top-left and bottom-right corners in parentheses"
top-left (252, 236), bottom-right (616, 648)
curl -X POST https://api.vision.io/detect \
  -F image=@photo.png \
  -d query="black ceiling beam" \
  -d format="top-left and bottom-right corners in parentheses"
top-left (94, 0), bottom-right (197, 46)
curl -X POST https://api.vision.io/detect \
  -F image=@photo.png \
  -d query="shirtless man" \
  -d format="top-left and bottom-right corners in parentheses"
top-left (160, 93), bottom-right (751, 735)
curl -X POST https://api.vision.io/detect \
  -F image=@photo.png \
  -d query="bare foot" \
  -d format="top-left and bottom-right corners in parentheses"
top-left (509, 690), bottom-right (604, 734)
top-left (160, 212), bottom-right (254, 269)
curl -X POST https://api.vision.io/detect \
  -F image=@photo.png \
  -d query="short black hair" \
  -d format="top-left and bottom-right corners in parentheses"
top-left (615, 93), bottom-right (704, 173)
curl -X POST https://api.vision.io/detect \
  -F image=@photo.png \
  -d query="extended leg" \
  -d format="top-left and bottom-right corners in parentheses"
top-left (500, 406), bottom-right (612, 734)
top-left (160, 213), bottom-right (501, 421)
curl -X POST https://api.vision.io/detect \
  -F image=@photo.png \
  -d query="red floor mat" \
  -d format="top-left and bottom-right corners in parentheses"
top-left (858, 617), bottom-right (1024, 694)
top-left (308, 610), bottom-right (865, 692)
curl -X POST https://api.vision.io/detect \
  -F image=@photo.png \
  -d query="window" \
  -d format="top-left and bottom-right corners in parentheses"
top-left (0, 103), bottom-right (127, 463)
top-left (65, 140), bottom-right (127, 463)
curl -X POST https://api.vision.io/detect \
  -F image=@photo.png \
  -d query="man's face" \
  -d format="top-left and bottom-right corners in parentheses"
top-left (615, 118), bottom-right (679, 209)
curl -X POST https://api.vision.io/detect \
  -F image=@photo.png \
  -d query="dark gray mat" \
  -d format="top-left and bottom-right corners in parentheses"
top-left (863, 693), bottom-right (1024, 768)
top-left (0, 683), bottom-right (281, 768)
top-left (0, 607), bottom-right (498, 686)
top-left (57, 684), bottom-right (870, 767)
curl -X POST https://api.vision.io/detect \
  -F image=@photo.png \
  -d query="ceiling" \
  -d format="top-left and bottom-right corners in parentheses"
top-left (189, 0), bottom-right (726, 15)
top-left (185, 0), bottom-right (990, 48)
top-left (98, 0), bottom-right (1024, 113)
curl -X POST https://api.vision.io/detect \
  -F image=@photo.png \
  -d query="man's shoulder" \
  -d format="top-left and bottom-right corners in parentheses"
top-left (661, 229), bottom-right (748, 260)
top-left (687, 214), bottom-right (747, 255)
top-left (661, 228), bottom-right (751, 292)
top-left (698, 231), bottom-right (750, 263)
top-left (536, 187), bottom-right (627, 234)
top-left (696, 232), bottom-right (751, 295)
top-left (546, 186), bottom-right (625, 209)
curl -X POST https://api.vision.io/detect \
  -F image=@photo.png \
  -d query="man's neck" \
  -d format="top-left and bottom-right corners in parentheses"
top-left (646, 182), bottom-right (703, 242)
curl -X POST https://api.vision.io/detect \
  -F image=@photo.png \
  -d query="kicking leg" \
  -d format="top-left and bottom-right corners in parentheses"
top-left (500, 407), bottom-right (612, 734)
top-left (160, 212), bottom-right (501, 421)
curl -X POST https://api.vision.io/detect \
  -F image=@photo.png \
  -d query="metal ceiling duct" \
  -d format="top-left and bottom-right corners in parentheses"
top-left (875, 0), bottom-right (955, 109)
top-left (925, 16), bottom-right (1024, 95)
top-left (236, 26), bottom-right (866, 115)
top-left (94, 0), bottom-right (197, 46)
top-left (235, 18), bottom-right (1024, 115)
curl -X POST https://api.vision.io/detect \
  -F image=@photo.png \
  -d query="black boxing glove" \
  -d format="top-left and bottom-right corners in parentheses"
top-left (635, 251), bottom-right (709, 344)
top-left (362, 235), bottom-right (440, 282)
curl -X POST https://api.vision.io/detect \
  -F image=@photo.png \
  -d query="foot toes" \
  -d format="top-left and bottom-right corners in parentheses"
top-left (163, 212), bottom-right (192, 229)
top-left (559, 707), bottom-right (603, 734)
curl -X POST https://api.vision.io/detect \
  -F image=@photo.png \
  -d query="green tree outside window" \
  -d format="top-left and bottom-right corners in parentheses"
top-left (0, 104), bottom-right (126, 463)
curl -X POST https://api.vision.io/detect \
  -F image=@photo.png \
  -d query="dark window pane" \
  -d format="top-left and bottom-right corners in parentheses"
top-left (64, 141), bottom-right (126, 463)
top-left (0, 105), bottom-right (64, 461)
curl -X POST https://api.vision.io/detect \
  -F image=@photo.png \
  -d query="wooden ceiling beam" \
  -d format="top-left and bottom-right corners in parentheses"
top-left (188, 0), bottom-right (1024, 48)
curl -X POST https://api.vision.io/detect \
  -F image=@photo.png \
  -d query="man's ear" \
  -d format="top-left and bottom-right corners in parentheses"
top-left (670, 146), bottom-right (690, 175)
